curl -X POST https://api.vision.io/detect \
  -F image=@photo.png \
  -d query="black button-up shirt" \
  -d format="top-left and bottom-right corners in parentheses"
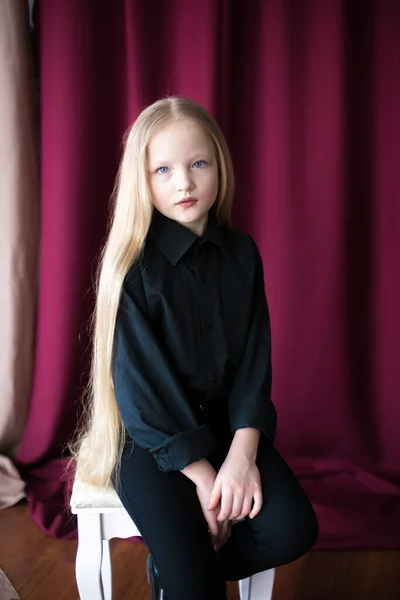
top-left (112, 209), bottom-right (277, 472)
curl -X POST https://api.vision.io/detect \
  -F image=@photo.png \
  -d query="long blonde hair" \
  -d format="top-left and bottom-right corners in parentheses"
top-left (73, 96), bottom-right (235, 487)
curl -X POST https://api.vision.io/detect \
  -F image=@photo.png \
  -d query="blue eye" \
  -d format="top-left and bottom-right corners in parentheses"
top-left (193, 160), bottom-right (206, 169)
top-left (157, 166), bottom-right (169, 174)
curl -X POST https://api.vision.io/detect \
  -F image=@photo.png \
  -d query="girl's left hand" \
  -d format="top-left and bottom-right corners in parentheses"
top-left (208, 455), bottom-right (263, 522)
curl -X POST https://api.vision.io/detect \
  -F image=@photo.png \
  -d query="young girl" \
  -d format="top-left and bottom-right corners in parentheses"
top-left (74, 96), bottom-right (318, 600)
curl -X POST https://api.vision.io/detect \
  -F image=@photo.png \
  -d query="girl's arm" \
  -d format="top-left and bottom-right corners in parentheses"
top-left (180, 457), bottom-right (216, 486)
top-left (208, 238), bottom-right (274, 522)
top-left (113, 267), bottom-right (218, 473)
top-left (228, 236), bottom-right (277, 444)
top-left (228, 427), bottom-right (261, 462)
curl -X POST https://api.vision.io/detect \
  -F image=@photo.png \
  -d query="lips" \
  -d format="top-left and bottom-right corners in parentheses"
top-left (177, 197), bottom-right (197, 206)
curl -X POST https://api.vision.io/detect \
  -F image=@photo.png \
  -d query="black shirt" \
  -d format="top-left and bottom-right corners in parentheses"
top-left (112, 208), bottom-right (277, 472)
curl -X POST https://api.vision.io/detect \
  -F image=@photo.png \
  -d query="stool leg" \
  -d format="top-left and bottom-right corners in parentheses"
top-left (101, 540), bottom-right (112, 600)
top-left (239, 568), bottom-right (275, 600)
top-left (238, 576), bottom-right (252, 600)
top-left (75, 513), bottom-right (105, 600)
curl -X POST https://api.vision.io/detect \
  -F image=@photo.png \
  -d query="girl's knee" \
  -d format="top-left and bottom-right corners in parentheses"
top-left (256, 498), bottom-right (319, 567)
top-left (274, 500), bottom-right (319, 565)
top-left (291, 502), bottom-right (318, 561)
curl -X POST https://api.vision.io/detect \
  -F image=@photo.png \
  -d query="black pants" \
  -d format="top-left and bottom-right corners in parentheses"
top-left (114, 428), bottom-right (319, 600)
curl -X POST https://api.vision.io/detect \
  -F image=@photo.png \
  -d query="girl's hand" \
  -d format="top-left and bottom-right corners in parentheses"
top-left (196, 484), bottom-right (232, 550)
top-left (180, 459), bottom-right (229, 548)
top-left (208, 454), bottom-right (263, 522)
top-left (195, 479), bottom-right (220, 545)
top-left (213, 516), bottom-right (232, 552)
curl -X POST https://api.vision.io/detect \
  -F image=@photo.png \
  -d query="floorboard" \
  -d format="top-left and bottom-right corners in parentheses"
top-left (0, 502), bottom-right (399, 599)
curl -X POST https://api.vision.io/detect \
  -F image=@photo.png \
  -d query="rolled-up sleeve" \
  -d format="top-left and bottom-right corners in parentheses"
top-left (228, 238), bottom-right (277, 442)
top-left (112, 267), bottom-right (218, 472)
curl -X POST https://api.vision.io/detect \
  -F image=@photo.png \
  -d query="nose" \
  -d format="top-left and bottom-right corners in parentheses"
top-left (175, 167), bottom-right (193, 192)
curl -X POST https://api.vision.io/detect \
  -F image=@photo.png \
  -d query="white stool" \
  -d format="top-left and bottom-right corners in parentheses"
top-left (70, 477), bottom-right (275, 600)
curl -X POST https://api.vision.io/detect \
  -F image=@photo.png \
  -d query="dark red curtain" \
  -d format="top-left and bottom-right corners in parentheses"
top-left (16, 0), bottom-right (400, 548)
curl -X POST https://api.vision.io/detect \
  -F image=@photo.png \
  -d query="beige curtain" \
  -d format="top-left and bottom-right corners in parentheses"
top-left (0, 0), bottom-right (40, 507)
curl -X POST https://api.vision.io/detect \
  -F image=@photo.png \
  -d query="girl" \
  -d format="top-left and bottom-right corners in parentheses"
top-left (74, 96), bottom-right (318, 600)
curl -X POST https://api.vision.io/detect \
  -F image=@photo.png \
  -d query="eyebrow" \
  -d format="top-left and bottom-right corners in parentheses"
top-left (150, 154), bottom-right (212, 167)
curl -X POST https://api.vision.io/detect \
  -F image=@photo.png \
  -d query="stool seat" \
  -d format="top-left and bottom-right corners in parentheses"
top-left (70, 475), bottom-right (275, 600)
top-left (70, 478), bottom-right (124, 510)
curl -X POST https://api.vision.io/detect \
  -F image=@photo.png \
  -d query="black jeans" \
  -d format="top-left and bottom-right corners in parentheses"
top-left (114, 427), bottom-right (319, 600)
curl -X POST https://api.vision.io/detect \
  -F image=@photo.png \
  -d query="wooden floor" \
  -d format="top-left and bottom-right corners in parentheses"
top-left (0, 501), bottom-right (399, 600)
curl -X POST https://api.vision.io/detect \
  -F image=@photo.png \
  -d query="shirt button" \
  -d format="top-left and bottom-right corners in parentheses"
top-left (199, 404), bottom-right (204, 411)
top-left (200, 275), bottom-right (207, 283)
top-left (212, 375), bottom-right (218, 383)
top-left (205, 324), bottom-right (214, 331)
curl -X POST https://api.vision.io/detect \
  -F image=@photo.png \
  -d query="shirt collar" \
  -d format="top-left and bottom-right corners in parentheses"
top-left (148, 208), bottom-right (228, 266)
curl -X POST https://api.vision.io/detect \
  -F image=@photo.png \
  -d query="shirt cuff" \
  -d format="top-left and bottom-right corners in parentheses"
top-left (151, 425), bottom-right (218, 472)
top-left (229, 394), bottom-right (277, 443)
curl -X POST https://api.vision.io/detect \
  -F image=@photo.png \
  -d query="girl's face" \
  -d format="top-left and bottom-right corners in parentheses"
top-left (147, 120), bottom-right (219, 236)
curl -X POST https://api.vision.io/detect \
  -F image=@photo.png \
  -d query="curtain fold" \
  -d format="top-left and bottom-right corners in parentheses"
top-left (0, 0), bottom-right (40, 507)
top-left (16, 0), bottom-right (400, 547)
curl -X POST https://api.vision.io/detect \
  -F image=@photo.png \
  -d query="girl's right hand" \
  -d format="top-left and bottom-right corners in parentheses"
top-left (213, 517), bottom-right (232, 552)
top-left (195, 482), bottom-right (232, 550)
top-left (181, 458), bottom-right (232, 550)
top-left (196, 481), bottom-right (220, 545)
